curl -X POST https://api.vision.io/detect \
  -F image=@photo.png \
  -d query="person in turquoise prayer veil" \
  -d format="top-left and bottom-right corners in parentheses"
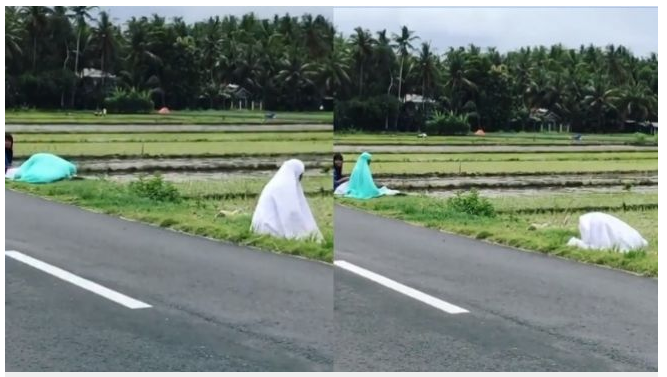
top-left (344, 152), bottom-right (382, 199)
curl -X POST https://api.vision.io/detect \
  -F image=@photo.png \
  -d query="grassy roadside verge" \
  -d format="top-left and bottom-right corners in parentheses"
top-left (337, 195), bottom-right (657, 277)
top-left (7, 180), bottom-right (333, 262)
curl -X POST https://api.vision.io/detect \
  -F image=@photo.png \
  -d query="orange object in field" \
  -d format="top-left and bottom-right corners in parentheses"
top-left (474, 129), bottom-right (485, 136)
top-left (158, 107), bottom-right (170, 114)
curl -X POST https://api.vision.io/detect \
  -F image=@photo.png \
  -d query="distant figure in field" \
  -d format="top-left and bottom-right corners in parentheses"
top-left (251, 159), bottom-right (322, 242)
top-left (333, 152), bottom-right (349, 190)
top-left (5, 133), bottom-right (13, 172)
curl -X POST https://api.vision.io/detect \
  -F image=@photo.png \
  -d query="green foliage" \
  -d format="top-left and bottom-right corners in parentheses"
top-left (425, 111), bottom-right (471, 135)
top-left (334, 95), bottom-right (400, 131)
top-left (335, 25), bottom-right (658, 134)
top-left (632, 132), bottom-right (647, 145)
top-left (104, 88), bottom-right (154, 114)
top-left (129, 174), bottom-right (181, 202)
top-left (446, 189), bottom-right (496, 217)
top-left (5, 7), bottom-right (334, 111)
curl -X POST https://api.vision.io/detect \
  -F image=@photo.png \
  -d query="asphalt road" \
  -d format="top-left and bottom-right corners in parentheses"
top-left (5, 190), bottom-right (333, 372)
top-left (333, 205), bottom-right (657, 372)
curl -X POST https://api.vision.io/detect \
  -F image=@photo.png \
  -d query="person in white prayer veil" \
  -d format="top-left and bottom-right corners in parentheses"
top-left (251, 159), bottom-right (323, 242)
top-left (567, 212), bottom-right (648, 253)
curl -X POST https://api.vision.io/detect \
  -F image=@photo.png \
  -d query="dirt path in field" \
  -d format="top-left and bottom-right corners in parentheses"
top-left (334, 144), bottom-right (658, 153)
top-left (6, 124), bottom-right (332, 133)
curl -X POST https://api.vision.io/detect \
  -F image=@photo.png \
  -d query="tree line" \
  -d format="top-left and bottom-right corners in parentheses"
top-left (5, 6), bottom-right (333, 111)
top-left (334, 26), bottom-right (658, 133)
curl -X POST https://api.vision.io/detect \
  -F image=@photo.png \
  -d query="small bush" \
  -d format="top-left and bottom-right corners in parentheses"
top-left (425, 111), bottom-right (471, 135)
top-left (633, 132), bottom-right (647, 145)
top-left (446, 189), bottom-right (496, 217)
top-left (104, 88), bottom-right (154, 114)
top-left (129, 174), bottom-right (181, 202)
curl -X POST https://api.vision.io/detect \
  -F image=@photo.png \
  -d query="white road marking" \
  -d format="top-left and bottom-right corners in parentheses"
top-left (5, 250), bottom-right (151, 309)
top-left (334, 260), bottom-right (469, 314)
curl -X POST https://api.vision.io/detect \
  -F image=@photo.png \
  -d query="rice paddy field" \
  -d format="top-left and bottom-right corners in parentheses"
top-left (335, 132), bottom-right (658, 276)
top-left (7, 124), bottom-right (334, 262)
top-left (335, 131), bottom-right (658, 146)
top-left (6, 109), bottom-right (333, 125)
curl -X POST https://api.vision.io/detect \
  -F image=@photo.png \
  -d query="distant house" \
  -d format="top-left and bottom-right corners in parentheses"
top-left (78, 68), bottom-right (117, 108)
top-left (78, 68), bottom-right (116, 80)
top-left (222, 84), bottom-right (252, 109)
top-left (404, 93), bottom-right (436, 104)
top-left (529, 108), bottom-right (565, 132)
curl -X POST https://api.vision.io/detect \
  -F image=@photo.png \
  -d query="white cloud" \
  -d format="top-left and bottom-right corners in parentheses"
top-left (334, 7), bottom-right (657, 56)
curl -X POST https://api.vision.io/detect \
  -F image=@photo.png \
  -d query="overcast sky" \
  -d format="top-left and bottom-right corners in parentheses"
top-left (334, 7), bottom-right (657, 56)
top-left (97, 6), bottom-right (332, 24)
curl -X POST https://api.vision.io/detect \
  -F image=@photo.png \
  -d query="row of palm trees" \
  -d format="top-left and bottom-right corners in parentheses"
top-left (336, 26), bottom-right (658, 133)
top-left (5, 6), bottom-right (333, 110)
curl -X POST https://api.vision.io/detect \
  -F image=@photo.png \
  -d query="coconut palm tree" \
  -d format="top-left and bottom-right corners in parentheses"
top-left (349, 27), bottom-right (374, 96)
top-left (617, 80), bottom-right (657, 124)
top-left (20, 6), bottom-right (52, 70)
top-left (5, 7), bottom-right (23, 63)
top-left (90, 11), bottom-right (118, 81)
top-left (392, 25), bottom-right (418, 101)
top-left (68, 6), bottom-right (97, 106)
top-left (416, 42), bottom-right (438, 101)
top-left (581, 74), bottom-right (620, 132)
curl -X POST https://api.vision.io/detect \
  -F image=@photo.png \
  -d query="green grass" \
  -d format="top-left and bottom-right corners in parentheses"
top-left (341, 151), bottom-right (657, 163)
top-left (13, 132), bottom-right (332, 143)
top-left (342, 159), bottom-right (657, 175)
top-left (489, 191), bottom-right (658, 212)
top-left (174, 176), bottom-right (333, 197)
top-left (335, 132), bottom-right (657, 145)
top-left (338, 195), bottom-right (657, 276)
top-left (15, 140), bottom-right (332, 158)
top-left (489, 191), bottom-right (657, 212)
top-left (6, 109), bottom-right (333, 125)
top-left (7, 179), bottom-right (333, 262)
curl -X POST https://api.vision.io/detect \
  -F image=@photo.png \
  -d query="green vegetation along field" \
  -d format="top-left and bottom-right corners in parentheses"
top-left (341, 159), bottom-right (657, 176)
top-left (6, 110), bottom-right (333, 125)
top-left (14, 140), bottom-right (332, 158)
top-left (17, 132), bottom-right (332, 143)
top-left (335, 132), bottom-right (657, 146)
top-left (341, 151), bottom-right (657, 163)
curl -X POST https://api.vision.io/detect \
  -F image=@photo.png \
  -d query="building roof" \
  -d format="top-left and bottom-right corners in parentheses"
top-left (223, 84), bottom-right (251, 99)
top-left (404, 94), bottom-right (436, 103)
top-left (79, 68), bottom-right (116, 79)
